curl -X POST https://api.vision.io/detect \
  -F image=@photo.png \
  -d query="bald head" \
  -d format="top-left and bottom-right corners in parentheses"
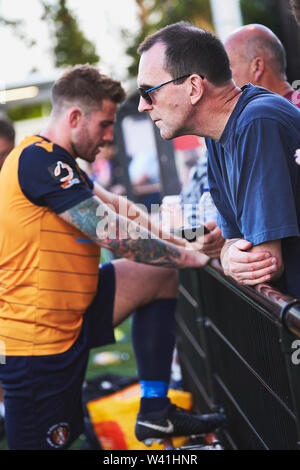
top-left (224, 24), bottom-right (287, 89)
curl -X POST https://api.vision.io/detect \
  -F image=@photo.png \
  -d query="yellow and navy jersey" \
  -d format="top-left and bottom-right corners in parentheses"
top-left (18, 135), bottom-right (94, 212)
top-left (0, 136), bottom-right (101, 356)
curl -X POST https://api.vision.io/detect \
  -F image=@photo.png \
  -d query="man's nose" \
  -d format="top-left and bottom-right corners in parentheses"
top-left (138, 96), bottom-right (152, 113)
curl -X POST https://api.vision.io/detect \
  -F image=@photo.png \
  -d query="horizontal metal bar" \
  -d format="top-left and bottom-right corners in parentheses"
top-left (201, 261), bottom-right (300, 338)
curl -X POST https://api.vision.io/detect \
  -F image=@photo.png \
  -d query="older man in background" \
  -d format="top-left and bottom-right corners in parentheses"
top-left (224, 23), bottom-right (300, 107)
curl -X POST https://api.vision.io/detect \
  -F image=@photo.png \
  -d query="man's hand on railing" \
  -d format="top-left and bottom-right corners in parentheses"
top-left (220, 238), bottom-right (280, 286)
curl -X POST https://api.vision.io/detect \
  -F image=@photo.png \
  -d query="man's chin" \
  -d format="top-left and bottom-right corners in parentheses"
top-left (160, 129), bottom-right (177, 141)
top-left (157, 124), bottom-right (174, 141)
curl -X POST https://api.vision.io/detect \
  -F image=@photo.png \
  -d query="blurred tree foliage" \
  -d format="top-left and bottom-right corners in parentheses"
top-left (123, 0), bottom-right (213, 78)
top-left (123, 0), bottom-right (288, 79)
top-left (240, 0), bottom-right (281, 35)
top-left (0, 0), bottom-right (36, 46)
top-left (41, 0), bottom-right (99, 67)
top-left (7, 102), bottom-right (52, 122)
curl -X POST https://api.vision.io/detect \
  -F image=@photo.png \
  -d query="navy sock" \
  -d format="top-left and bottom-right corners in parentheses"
top-left (131, 298), bottom-right (177, 414)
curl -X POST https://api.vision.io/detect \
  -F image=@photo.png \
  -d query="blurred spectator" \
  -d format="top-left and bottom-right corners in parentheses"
top-left (224, 24), bottom-right (300, 171)
top-left (180, 151), bottom-right (208, 223)
top-left (90, 142), bottom-right (126, 196)
top-left (290, 0), bottom-right (300, 25)
top-left (0, 118), bottom-right (15, 170)
top-left (92, 142), bottom-right (116, 188)
top-left (224, 24), bottom-right (300, 107)
top-left (128, 150), bottom-right (161, 210)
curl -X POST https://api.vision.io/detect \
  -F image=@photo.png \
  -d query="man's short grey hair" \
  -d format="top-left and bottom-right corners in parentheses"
top-left (244, 35), bottom-right (287, 77)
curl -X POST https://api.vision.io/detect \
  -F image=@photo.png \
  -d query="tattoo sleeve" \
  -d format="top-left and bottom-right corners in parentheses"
top-left (60, 196), bottom-right (183, 268)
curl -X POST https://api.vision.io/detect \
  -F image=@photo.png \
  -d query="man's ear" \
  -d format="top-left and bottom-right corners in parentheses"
top-left (251, 57), bottom-right (265, 84)
top-left (190, 74), bottom-right (204, 105)
top-left (68, 107), bottom-right (83, 128)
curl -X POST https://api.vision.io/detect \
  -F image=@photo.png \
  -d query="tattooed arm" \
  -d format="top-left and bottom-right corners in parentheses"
top-left (59, 196), bottom-right (209, 269)
top-left (92, 181), bottom-right (186, 247)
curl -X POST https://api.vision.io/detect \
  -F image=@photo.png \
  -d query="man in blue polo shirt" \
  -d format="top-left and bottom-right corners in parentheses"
top-left (137, 21), bottom-right (300, 298)
top-left (206, 83), bottom-right (300, 297)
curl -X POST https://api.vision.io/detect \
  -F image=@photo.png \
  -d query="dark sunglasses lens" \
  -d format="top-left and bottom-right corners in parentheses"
top-left (138, 88), bottom-right (152, 104)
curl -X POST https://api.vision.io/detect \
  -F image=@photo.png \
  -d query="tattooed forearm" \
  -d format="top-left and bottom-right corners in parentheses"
top-left (60, 196), bottom-right (183, 268)
top-left (106, 234), bottom-right (182, 267)
top-left (63, 197), bottom-right (103, 239)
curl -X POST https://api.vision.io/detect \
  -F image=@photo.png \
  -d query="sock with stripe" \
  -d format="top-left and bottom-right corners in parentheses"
top-left (131, 298), bottom-right (177, 414)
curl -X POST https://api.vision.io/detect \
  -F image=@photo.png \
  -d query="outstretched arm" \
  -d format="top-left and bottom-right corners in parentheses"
top-left (93, 181), bottom-right (187, 247)
top-left (59, 196), bottom-right (209, 269)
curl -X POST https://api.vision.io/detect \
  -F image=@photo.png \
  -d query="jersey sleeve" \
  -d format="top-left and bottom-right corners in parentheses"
top-left (18, 142), bottom-right (94, 214)
top-left (235, 119), bottom-right (300, 245)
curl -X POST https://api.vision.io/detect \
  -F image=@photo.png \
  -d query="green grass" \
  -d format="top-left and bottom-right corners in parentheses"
top-left (0, 431), bottom-right (7, 450)
top-left (85, 317), bottom-right (137, 381)
top-left (0, 317), bottom-right (137, 451)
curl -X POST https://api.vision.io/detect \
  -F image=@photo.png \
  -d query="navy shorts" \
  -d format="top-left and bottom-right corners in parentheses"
top-left (0, 262), bottom-right (116, 450)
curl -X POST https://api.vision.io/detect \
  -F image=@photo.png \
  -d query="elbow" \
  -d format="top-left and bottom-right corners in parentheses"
top-left (270, 260), bottom-right (285, 282)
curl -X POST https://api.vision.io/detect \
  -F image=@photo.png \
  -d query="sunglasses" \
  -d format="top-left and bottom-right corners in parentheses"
top-left (138, 73), bottom-right (198, 105)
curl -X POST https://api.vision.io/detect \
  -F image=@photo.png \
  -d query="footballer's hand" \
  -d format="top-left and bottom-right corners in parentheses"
top-left (189, 220), bottom-right (224, 258)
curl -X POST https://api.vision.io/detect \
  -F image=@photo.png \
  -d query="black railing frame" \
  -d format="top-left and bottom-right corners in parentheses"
top-left (184, 260), bottom-right (300, 449)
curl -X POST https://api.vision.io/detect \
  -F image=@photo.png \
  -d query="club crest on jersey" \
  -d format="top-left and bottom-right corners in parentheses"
top-left (46, 422), bottom-right (70, 448)
top-left (49, 161), bottom-right (80, 189)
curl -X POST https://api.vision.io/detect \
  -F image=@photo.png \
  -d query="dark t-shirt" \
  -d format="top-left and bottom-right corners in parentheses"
top-left (18, 137), bottom-right (94, 214)
top-left (206, 84), bottom-right (300, 298)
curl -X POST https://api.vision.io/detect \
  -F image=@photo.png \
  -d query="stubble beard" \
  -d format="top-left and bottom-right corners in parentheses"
top-left (71, 126), bottom-right (97, 162)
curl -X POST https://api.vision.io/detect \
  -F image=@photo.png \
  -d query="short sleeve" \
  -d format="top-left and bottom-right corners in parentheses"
top-left (235, 119), bottom-right (300, 245)
top-left (206, 139), bottom-right (243, 239)
top-left (18, 142), bottom-right (94, 214)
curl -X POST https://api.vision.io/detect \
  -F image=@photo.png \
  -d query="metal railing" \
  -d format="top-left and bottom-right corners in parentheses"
top-left (176, 261), bottom-right (300, 450)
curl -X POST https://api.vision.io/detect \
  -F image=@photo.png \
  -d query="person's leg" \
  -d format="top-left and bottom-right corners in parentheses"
top-left (111, 260), bottom-right (225, 443)
top-left (1, 348), bottom-right (90, 450)
top-left (112, 259), bottom-right (178, 413)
